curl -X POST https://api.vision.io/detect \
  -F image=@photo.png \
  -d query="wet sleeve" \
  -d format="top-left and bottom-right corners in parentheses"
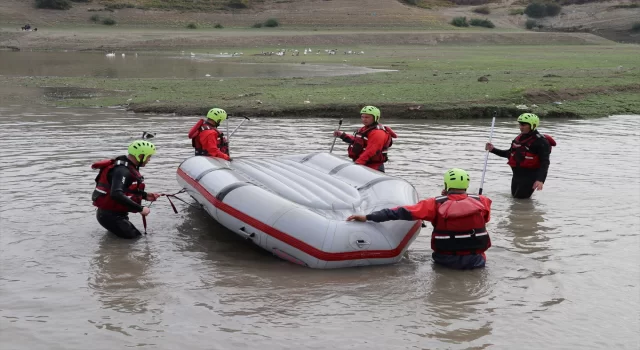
top-left (355, 130), bottom-right (386, 165)
top-left (480, 196), bottom-right (492, 223)
top-left (340, 132), bottom-right (355, 144)
top-left (202, 130), bottom-right (230, 161)
top-left (491, 146), bottom-right (510, 158)
top-left (110, 167), bottom-right (144, 213)
top-left (534, 138), bottom-right (551, 182)
top-left (366, 198), bottom-right (437, 222)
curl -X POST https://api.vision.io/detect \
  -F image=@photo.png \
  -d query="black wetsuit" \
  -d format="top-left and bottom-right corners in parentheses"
top-left (95, 162), bottom-right (147, 239)
top-left (491, 131), bottom-right (550, 199)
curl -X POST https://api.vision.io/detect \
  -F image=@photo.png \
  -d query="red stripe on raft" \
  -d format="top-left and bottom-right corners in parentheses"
top-left (178, 168), bottom-right (421, 261)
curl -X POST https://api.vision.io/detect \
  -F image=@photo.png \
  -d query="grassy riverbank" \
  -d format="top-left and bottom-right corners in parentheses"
top-left (5, 43), bottom-right (639, 118)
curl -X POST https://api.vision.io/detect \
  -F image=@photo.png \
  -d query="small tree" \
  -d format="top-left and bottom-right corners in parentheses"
top-left (545, 3), bottom-right (562, 16)
top-left (524, 2), bottom-right (546, 18)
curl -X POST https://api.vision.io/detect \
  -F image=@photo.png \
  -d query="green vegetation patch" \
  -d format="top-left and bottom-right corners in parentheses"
top-left (7, 44), bottom-right (640, 119)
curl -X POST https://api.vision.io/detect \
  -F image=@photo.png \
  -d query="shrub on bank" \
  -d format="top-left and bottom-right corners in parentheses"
top-left (264, 18), bottom-right (279, 27)
top-left (227, 0), bottom-right (248, 9)
top-left (35, 0), bottom-right (71, 10)
top-left (102, 18), bottom-right (116, 25)
top-left (545, 3), bottom-right (562, 16)
top-left (525, 2), bottom-right (563, 18)
top-left (470, 18), bottom-right (495, 28)
top-left (473, 6), bottom-right (491, 14)
top-left (451, 17), bottom-right (469, 27)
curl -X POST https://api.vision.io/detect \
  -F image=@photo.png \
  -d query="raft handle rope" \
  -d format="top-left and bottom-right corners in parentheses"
top-left (142, 189), bottom-right (200, 234)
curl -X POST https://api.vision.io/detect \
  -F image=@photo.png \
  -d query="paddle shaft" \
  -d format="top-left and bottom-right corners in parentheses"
top-left (229, 116), bottom-right (250, 139)
top-left (479, 117), bottom-right (496, 195)
top-left (329, 119), bottom-right (343, 153)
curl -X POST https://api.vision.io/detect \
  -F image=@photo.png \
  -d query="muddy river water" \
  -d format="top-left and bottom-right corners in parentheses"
top-left (0, 102), bottom-right (638, 349)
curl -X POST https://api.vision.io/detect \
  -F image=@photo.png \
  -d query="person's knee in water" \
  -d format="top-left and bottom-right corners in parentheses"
top-left (332, 106), bottom-right (397, 172)
top-left (485, 113), bottom-right (556, 199)
top-left (91, 140), bottom-right (161, 239)
top-left (96, 210), bottom-right (142, 239)
top-left (347, 168), bottom-right (493, 270)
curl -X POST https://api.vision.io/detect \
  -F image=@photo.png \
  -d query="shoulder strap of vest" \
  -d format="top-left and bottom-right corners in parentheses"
top-left (437, 194), bottom-right (481, 203)
top-left (200, 124), bottom-right (215, 131)
top-left (435, 195), bottom-right (449, 204)
top-left (114, 159), bottom-right (129, 167)
top-left (113, 157), bottom-right (142, 179)
top-left (358, 124), bottom-right (378, 136)
top-left (467, 194), bottom-right (482, 202)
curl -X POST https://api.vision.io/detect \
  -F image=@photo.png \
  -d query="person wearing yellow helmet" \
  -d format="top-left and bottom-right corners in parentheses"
top-left (188, 107), bottom-right (231, 161)
top-left (333, 105), bottom-right (397, 172)
top-left (91, 140), bottom-right (161, 239)
top-left (347, 168), bottom-right (493, 270)
top-left (485, 113), bottom-right (556, 199)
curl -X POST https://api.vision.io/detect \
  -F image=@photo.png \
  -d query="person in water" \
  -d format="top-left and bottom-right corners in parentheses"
top-left (347, 168), bottom-right (492, 270)
top-left (333, 105), bottom-right (397, 172)
top-left (485, 113), bottom-right (556, 199)
top-left (188, 107), bottom-right (231, 161)
top-left (91, 140), bottom-right (160, 239)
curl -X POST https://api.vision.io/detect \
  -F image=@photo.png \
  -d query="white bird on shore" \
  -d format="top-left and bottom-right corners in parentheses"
top-left (106, 52), bottom-right (115, 57)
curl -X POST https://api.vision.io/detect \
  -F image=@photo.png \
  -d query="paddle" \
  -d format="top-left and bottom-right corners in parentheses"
top-left (228, 116), bottom-right (250, 139)
top-left (479, 117), bottom-right (496, 195)
top-left (329, 118), bottom-right (343, 153)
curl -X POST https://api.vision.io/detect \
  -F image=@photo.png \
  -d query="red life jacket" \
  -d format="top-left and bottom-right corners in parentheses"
top-left (431, 195), bottom-right (491, 254)
top-left (188, 119), bottom-right (229, 156)
top-left (507, 132), bottom-right (556, 169)
top-left (91, 157), bottom-right (145, 212)
top-left (347, 124), bottom-right (397, 164)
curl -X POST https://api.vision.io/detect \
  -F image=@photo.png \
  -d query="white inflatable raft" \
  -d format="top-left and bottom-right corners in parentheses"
top-left (176, 152), bottom-right (422, 269)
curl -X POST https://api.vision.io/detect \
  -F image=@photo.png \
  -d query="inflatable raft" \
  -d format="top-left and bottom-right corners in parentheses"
top-left (176, 152), bottom-right (422, 269)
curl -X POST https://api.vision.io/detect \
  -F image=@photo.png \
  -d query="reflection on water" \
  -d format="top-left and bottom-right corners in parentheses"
top-left (502, 199), bottom-right (552, 256)
top-left (424, 267), bottom-right (493, 344)
top-left (0, 105), bottom-right (638, 349)
top-left (0, 51), bottom-right (391, 79)
top-left (88, 236), bottom-right (158, 316)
